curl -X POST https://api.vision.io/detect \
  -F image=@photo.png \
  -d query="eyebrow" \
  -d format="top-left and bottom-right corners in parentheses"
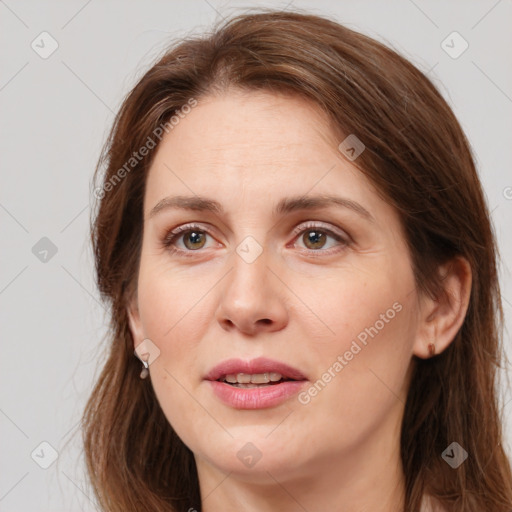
top-left (148, 194), bottom-right (375, 222)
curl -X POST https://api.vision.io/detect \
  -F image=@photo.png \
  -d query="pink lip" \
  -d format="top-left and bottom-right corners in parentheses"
top-left (204, 357), bottom-right (308, 410)
top-left (204, 357), bottom-right (307, 382)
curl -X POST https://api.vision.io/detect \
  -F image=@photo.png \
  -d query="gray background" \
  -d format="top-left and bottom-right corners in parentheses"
top-left (1, 0), bottom-right (511, 510)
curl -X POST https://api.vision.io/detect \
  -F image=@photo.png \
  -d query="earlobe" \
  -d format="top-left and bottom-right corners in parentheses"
top-left (413, 256), bottom-right (472, 359)
top-left (126, 297), bottom-right (145, 350)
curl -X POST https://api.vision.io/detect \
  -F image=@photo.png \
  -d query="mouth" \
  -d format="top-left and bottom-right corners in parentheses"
top-left (218, 372), bottom-right (296, 388)
top-left (204, 358), bottom-right (308, 409)
top-left (204, 357), bottom-right (307, 384)
top-left (204, 357), bottom-right (308, 410)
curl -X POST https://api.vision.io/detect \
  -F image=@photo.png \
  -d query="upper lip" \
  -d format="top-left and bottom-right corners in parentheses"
top-left (204, 357), bottom-right (308, 381)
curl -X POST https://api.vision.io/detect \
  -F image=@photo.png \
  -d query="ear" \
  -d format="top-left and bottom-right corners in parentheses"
top-left (126, 294), bottom-right (145, 351)
top-left (413, 256), bottom-right (472, 358)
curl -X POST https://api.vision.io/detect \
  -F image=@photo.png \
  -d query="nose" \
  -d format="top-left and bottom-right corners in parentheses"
top-left (215, 245), bottom-right (289, 336)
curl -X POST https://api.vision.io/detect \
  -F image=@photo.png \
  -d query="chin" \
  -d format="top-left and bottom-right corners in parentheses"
top-left (194, 432), bottom-right (310, 481)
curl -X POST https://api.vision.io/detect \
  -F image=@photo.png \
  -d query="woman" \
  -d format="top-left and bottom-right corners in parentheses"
top-left (83, 9), bottom-right (512, 512)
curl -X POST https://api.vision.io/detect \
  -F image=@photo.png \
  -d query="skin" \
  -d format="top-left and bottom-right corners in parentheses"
top-left (127, 89), bottom-right (471, 512)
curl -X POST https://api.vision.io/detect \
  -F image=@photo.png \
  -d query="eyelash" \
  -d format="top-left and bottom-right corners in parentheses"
top-left (161, 221), bottom-right (351, 258)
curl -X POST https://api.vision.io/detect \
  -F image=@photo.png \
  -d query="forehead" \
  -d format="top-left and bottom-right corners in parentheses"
top-left (145, 90), bottom-right (371, 205)
top-left (173, 89), bottom-right (340, 147)
top-left (170, 91), bottom-right (338, 169)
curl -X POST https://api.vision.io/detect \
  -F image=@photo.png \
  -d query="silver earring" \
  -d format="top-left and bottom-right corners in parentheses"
top-left (140, 358), bottom-right (149, 379)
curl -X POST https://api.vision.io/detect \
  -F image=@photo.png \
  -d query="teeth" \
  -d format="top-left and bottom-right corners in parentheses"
top-left (222, 372), bottom-right (284, 384)
top-left (249, 373), bottom-right (269, 384)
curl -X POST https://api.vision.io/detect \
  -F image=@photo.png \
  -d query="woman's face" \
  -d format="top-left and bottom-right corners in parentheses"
top-left (128, 89), bottom-right (425, 481)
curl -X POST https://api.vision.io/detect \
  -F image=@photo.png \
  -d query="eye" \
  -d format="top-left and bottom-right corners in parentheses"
top-left (161, 221), bottom-right (350, 258)
top-left (291, 221), bottom-right (350, 255)
top-left (161, 223), bottom-right (216, 256)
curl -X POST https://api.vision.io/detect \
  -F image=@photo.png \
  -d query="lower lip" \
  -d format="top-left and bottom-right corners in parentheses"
top-left (207, 380), bottom-right (307, 409)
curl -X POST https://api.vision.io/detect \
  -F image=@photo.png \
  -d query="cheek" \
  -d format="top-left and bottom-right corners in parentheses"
top-left (136, 252), bottom-right (212, 341)
top-left (135, 259), bottom-right (217, 418)
top-left (296, 261), bottom-right (412, 351)
top-left (294, 272), bottom-right (418, 444)
top-left (136, 269), bottom-right (216, 448)
top-left (137, 280), bottom-right (206, 378)
top-left (296, 260), bottom-right (417, 398)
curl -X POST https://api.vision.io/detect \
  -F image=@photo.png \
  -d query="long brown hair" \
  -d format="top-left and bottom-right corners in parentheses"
top-left (82, 8), bottom-right (512, 511)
